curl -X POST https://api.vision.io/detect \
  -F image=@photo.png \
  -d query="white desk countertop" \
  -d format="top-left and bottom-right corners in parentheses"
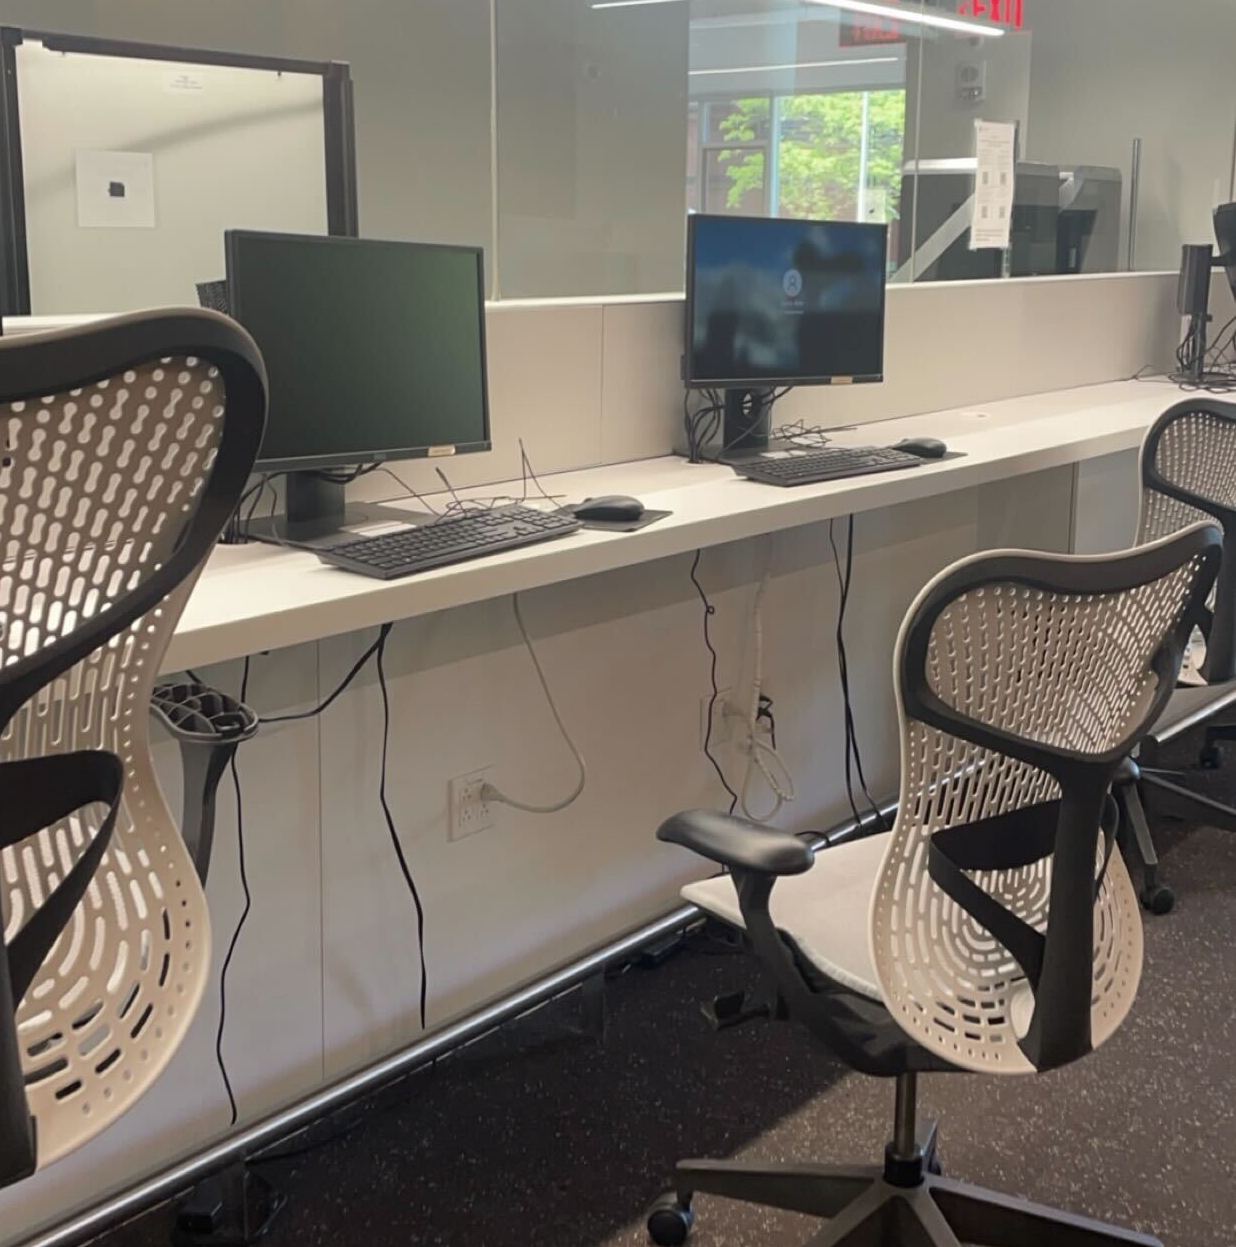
top-left (165, 378), bottom-right (1180, 673)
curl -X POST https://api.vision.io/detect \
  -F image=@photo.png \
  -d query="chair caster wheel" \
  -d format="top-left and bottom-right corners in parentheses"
top-left (1140, 883), bottom-right (1175, 915)
top-left (647, 1193), bottom-right (694, 1245)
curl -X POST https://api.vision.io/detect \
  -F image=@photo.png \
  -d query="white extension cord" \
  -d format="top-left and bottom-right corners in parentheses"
top-left (736, 568), bottom-right (796, 823)
top-left (479, 593), bottom-right (587, 814)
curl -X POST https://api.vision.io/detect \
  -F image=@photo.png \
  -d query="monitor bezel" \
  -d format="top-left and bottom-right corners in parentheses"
top-left (225, 229), bottom-right (493, 473)
top-left (683, 212), bottom-right (888, 390)
top-left (1215, 203), bottom-right (1236, 295)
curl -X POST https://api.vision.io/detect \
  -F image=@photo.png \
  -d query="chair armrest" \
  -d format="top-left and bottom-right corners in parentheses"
top-left (657, 809), bottom-right (814, 875)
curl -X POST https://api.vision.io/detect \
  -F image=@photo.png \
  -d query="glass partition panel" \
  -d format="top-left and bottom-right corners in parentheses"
top-left (0, 1), bottom-right (499, 303)
top-left (684, 0), bottom-right (924, 283)
top-left (495, 0), bottom-right (928, 298)
top-left (904, 0), bottom-right (1236, 282)
top-left (494, 0), bottom-right (691, 299)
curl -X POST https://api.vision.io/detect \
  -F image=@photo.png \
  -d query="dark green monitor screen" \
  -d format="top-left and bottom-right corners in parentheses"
top-left (226, 231), bottom-right (490, 471)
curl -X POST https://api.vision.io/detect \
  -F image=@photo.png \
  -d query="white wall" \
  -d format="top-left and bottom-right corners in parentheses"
top-left (1025, 0), bottom-right (1236, 271)
top-left (18, 41), bottom-right (328, 313)
top-left (907, 29), bottom-right (1033, 162)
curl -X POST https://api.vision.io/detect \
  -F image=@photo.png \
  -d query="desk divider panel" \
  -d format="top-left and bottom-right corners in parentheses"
top-left (348, 269), bottom-right (1186, 512)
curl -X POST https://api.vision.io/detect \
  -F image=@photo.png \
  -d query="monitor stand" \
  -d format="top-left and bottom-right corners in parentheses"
top-left (722, 389), bottom-right (773, 457)
top-left (246, 470), bottom-right (428, 551)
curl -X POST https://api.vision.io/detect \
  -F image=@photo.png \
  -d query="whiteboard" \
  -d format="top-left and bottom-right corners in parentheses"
top-left (17, 39), bottom-right (331, 314)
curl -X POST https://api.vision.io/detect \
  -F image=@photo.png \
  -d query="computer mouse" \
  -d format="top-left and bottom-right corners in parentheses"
top-left (892, 437), bottom-right (948, 460)
top-left (573, 495), bottom-right (645, 523)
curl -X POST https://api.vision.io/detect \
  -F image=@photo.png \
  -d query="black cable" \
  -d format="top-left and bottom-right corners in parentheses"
top-left (248, 1118), bottom-right (367, 1169)
top-left (827, 521), bottom-right (866, 833)
top-left (374, 624), bottom-right (429, 1030)
top-left (838, 517), bottom-right (885, 829)
top-left (435, 466), bottom-right (467, 511)
top-left (828, 518), bottom-right (887, 834)
top-left (716, 388), bottom-right (778, 459)
top-left (517, 438), bottom-right (567, 510)
top-left (259, 632), bottom-right (387, 725)
top-left (369, 443), bottom-right (565, 519)
top-left (227, 464), bottom-right (384, 544)
top-left (216, 655), bottom-right (252, 1128)
top-left (684, 390), bottom-right (724, 462)
top-left (243, 475), bottom-right (272, 534)
top-left (208, 622), bottom-right (406, 1123)
top-left (1137, 311), bottom-right (1236, 393)
top-left (684, 387), bottom-right (801, 463)
top-left (688, 551), bottom-right (739, 812)
top-left (757, 693), bottom-right (777, 750)
top-left (236, 479), bottom-right (265, 510)
top-left (370, 464), bottom-right (440, 514)
top-left (776, 418), bottom-right (855, 447)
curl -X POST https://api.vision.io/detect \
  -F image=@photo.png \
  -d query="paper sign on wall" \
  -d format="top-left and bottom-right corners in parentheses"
top-left (970, 120), bottom-right (1015, 250)
top-left (164, 70), bottom-right (206, 94)
top-left (75, 150), bottom-right (156, 229)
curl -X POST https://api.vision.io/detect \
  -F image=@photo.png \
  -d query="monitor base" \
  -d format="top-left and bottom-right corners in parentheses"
top-left (246, 470), bottom-right (431, 551)
top-left (723, 389), bottom-right (773, 454)
top-left (246, 501), bottom-right (431, 551)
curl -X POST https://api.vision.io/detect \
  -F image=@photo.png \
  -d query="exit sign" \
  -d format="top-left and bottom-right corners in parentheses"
top-left (839, 16), bottom-right (906, 46)
top-left (957, 0), bottom-right (1026, 28)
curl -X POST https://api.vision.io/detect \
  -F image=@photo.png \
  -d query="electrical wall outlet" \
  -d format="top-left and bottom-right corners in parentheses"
top-left (700, 691), bottom-right (735, 749)
top-left (448, 767), bottom-right (494, 840)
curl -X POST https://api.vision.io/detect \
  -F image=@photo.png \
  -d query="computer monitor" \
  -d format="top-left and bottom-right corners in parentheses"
top-left (1215, 204), bottom-right (1236, 300)
top-left (225, 230), bottom-right (490, 544)
top-left (685, 214), bottom-right (887, 452)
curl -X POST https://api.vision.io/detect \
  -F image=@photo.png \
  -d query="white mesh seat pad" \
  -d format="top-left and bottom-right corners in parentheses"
top-left (680, 832), bottom-right (892, 1001)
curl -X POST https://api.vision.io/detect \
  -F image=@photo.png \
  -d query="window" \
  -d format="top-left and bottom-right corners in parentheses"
top-left (687, 89), bottom-right (906, 242)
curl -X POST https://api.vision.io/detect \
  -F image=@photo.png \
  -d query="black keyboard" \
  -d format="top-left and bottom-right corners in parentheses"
top-left (729, 445), bottom-right (924, 487)
top-left (318, 504), bottom-right (583, 580)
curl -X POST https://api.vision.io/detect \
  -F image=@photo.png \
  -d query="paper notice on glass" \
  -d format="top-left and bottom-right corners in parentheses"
top-left (970, 120), bottom-right (1016, 250)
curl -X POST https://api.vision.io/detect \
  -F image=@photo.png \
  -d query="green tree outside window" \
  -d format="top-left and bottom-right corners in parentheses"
top-left (716, 90), bottom-right (906, 221)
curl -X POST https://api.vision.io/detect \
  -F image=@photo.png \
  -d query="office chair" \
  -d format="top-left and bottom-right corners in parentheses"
top-left (648, 524), bottom-right (1220, 1247)
top-left (1113, 398), bottom-right (1236, 913)
top-left (0, 310), bottom-right (264, 1185)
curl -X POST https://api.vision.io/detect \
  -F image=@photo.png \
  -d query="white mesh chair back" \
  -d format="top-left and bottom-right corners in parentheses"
top-left (1138, 398), bottom-right (1236, 680)
top-left (870, 526), bottom-right (1221, 1076)
top-left (0, 312), bottom-right (264, 1179)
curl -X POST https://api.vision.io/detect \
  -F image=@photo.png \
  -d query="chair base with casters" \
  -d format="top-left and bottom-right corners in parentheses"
top-left (171, 1164), bottom-right (288, 1247)
top-left (1115, 679), bottom-right (1236, 915)
top-left (648, 1072), bottom-right (1157, 1247)
top-left (647, 531), bottom-right (1219, 1247)
top-left (1130, 397), bottom-right (1236, 912)
top-left (646, 825), bottom-right (1162, 1247)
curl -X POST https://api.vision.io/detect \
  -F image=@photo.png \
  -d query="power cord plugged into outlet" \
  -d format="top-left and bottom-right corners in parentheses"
top-left (735, 568), bottom-right (795, 823)
top-left (689, 549), bottom-right (796, 823)
top-left (478, 593), bottom-right (587, 816)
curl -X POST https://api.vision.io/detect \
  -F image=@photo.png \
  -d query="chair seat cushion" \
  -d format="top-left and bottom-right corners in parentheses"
top-left (681, 831), bottom-right (891, 1001)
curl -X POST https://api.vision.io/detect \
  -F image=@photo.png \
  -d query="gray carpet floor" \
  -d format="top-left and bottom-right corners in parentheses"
top-left (104, 819), bottom-right (1236, 1247)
